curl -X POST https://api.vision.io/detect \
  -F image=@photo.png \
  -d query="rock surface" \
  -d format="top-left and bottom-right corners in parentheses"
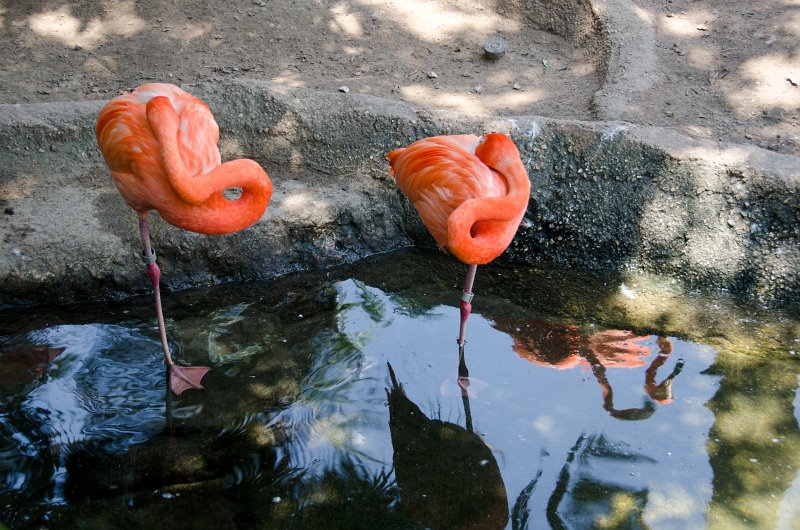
top-left (1, 79), bottom-right (798, 308)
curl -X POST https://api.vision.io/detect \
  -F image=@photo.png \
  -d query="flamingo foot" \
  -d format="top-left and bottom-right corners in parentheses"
top-left (169, 365), bottom-right (211, 396)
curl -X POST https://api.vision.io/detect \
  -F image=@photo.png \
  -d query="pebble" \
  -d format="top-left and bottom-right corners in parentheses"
top-left (471, 84), bottom-right (484, 94)
top-left (338, 86), bottom-right (350, 93)
top-left (427, 71), bottom-right (438, 79)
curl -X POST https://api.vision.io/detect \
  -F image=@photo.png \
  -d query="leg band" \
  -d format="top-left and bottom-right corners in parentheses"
top-left (140, 248), bottom-right (157, 265)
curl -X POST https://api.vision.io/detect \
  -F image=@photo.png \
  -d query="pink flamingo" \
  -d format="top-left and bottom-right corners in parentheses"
top-left (96, 83), bottom-right (273, 395)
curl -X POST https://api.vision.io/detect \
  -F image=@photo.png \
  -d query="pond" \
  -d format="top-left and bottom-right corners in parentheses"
top-left (1, 249), bottom-right (799, 529)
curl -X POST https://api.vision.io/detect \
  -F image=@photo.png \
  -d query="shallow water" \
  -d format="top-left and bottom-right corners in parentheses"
top-left (1, 249), bottom-right (799, 529)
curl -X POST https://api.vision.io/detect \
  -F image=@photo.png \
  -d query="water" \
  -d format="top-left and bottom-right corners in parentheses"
top-left (1, 249), bottom-right (798, 529)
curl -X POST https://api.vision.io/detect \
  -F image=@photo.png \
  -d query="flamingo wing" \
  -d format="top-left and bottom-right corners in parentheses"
top-left (388, 135), bottom-right (508, 248)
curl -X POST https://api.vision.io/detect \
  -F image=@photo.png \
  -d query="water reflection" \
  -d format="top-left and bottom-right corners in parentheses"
top-left (256, 279), bottom-right (720, 529)
top-left (543, 433), bottom-right (655, 529)
top-left (0, 344), bottom-right (64, 393)
top-left (493, 318), bottom-right (686, 420)
top-left (0, 250), bottom-right (798, 529)
top-left (387, 361), bottom-right (508, 529)
top-left (0, 325), bottom-right (165, 521)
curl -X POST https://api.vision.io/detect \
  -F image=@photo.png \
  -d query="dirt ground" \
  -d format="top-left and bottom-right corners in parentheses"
top-left (0, 0), bottom-right (798, 155)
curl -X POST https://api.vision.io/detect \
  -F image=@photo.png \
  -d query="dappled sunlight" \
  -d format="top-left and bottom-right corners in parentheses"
top-left (27, 1), bottom-right (145, 50)
top-left (674, 143), bottom-right (751, 165)
top-left (277, 188), bottom-right (334, 222)
top-left (658, 8), bottom-right (717, 37)
top-left (686, 46), bottom-right (716, 70)
top-left (82, 55), bottom-right (119, 79)
top-left (715, 394), bottom-right (788, 443)
top-left (341, 45), bottom-right (363, 55)
top-left (631, 3), bottom-right (655, 26)
top-left (592, 269), bottom-right (794, 359)
top-left (400, 83), bottom-right (545, 115)
top-left (0, 174), bottom-right (38, 200)
top-left (645, 483), bottom-right (708, 527)
top-left (593, 0), bottom-right (798, 152)
top-left (356, 0), bottom-right (520, 42)
top-left (400, 84), bottom-right (484, 114)
top-left (330, 2), bottom-right (364, 37)
top-left (727, 53), bottom-right (800, 110)
top-left (270, 72), bottom-right (308, 88)
top-left (683, 123), bottom-right (715, 140)
top-left (493, 89), bottom-right (545, 109)
top-left (1, 0), bottom-right (600, 119)
top-left (218, 136), bottom-right (245, 161)
top-left (280, 191), bottom-right (316, 210)
top-left (168, 20), bottom-right (212, 42)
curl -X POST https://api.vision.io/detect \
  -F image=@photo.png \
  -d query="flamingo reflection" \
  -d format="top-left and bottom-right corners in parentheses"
top-left (495, 319), bottom-right (684, 420)
top-left (0, 344), bottom-right (64, 392)
top-left (386, 362), bottom-right (508, 530)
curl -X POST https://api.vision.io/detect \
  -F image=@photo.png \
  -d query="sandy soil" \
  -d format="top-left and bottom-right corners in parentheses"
top-left (0, 0), bottom-right (797, 155)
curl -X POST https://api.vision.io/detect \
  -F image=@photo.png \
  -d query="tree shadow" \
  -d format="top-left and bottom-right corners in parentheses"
top-left (0, 0), bottom-right (603, 118)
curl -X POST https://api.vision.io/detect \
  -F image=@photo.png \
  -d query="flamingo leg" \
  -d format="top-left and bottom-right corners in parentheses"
top-left (457, 264), bottom-right (478, 347)
top-left (138, 214), bottom-right (210, 395)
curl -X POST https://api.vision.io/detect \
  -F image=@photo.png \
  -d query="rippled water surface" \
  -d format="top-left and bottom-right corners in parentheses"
top-left (1, 249), bottom-right (799, 529)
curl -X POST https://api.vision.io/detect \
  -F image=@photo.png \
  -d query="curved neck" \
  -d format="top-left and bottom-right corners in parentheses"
top-left (145, 96), bottom-right (273, 234)
top-left (446, 134), bottom-right (531, 265)
top-left (474, 133), bottom-right (531, 201)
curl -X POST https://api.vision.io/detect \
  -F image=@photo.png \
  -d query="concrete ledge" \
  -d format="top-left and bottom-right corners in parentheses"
top-left (1, 79), bottom-right (798, 307)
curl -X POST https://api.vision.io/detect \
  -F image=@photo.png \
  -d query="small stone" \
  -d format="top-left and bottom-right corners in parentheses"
top-left (471, 84), bottom-right (484, 94)
top-left (73, 44), bottom-right (82, 51)
top-left (512, 82), bottom-right (521, 90)
top-left (338, 86), bottom-right (350, 93)
top-left (427, 71), bottom-right (438, 79)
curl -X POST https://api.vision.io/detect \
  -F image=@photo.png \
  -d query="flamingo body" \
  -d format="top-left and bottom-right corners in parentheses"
top-left (387, 133), bottom-right (530, 265)
top-left (96, 83), bottom-right (272, 234)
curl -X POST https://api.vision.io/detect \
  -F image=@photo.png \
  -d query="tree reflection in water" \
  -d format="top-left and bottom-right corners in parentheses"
top-left (387, 361), bottom-right (508, 530)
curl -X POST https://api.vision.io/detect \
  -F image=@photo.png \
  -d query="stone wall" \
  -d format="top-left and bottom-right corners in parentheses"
top-left (1, 80), bottom-right (798, 307)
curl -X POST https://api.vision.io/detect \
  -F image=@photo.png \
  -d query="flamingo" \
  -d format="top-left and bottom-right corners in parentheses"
top-left (387, 133), bottom-right (530, 348)
top-left (95, 83), bottom-right (273, 395)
